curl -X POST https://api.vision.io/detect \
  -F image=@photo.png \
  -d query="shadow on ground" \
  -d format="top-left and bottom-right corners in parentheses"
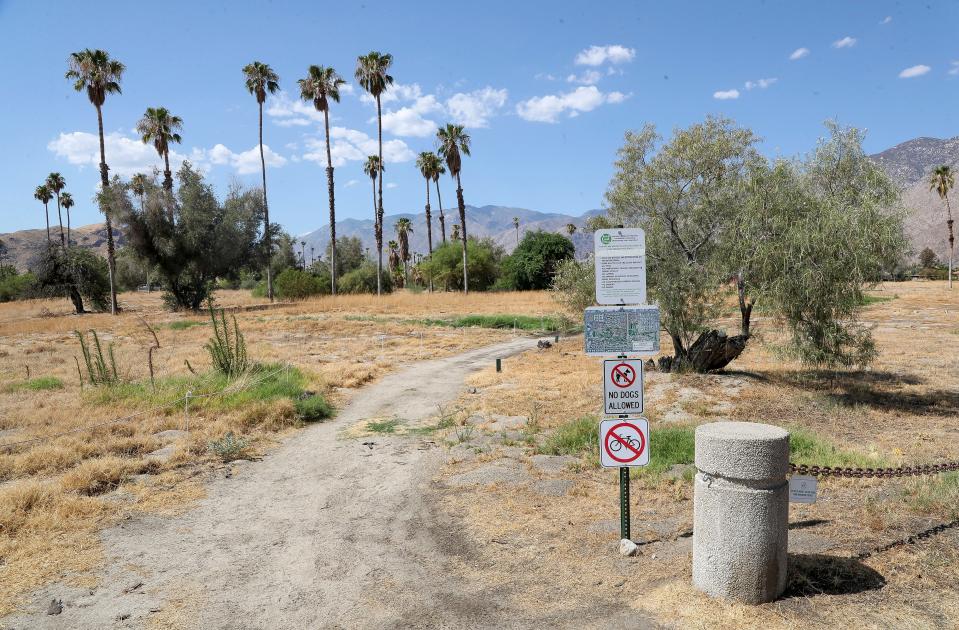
top-left (783, 554), bottom-right (886, 598)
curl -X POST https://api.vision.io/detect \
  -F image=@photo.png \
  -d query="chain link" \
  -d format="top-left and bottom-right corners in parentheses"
top-left (790, 461), bottom-right (959, 478)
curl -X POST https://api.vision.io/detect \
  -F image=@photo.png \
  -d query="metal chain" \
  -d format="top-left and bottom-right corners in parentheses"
top-left (790, 461), bottom-right (959, 478)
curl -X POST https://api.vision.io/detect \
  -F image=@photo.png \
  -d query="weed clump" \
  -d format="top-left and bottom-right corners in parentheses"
top-left (207, 432), bottom-right (249, 462)
top-left (294, 395), bottom-right (333, 422)
top-left (205, 303), bottom-right (248, 377)
top-left (76, 330), bottom-right (120, 385)
top-left (3, 377), bottom-right (64, 393)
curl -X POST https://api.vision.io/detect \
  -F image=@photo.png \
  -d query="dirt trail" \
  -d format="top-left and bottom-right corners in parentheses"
top-left (6, 337), bottom-right (647, 629)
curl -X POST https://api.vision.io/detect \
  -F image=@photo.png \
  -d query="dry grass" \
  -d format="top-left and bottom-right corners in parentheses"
top-left (0, 287), bottom-right (562, 615)
top-left (440, 280), bottom-right (959, 628)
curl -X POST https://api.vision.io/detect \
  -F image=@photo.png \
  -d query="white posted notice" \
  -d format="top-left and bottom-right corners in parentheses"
top-left (594, 228), bottom-right (646, 305)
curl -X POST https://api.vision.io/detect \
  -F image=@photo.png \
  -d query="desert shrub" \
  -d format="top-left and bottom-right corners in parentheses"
top-left (500, 230), bottom-right (575, 290)
top-left (207, 432), bottom-right (249, 462)
top-left (274, 268), bottom-right (329, 300)
top-left (294, 395), bottom-right (333, 421)
top-left (0, 267), bottom-right (35, 302)
top-left (338, 262), bottom-right (393, 294)
top-left (205, 304), bottom-right (249, 377)
top-left (551, 258), bottom-right (595, 314)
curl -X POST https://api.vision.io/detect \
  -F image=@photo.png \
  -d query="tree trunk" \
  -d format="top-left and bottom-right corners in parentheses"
top-left (163, 150), bottom-right (173, 191)
top-left (259, 102), bottom-right (273, 302)
top-left (435, 181), bottom-right (446, 244)
top-left (66, 206), bottom-right (71, 248)
top-left (96, 104), bottom-right (118, 315)
top-left (324, 108), bottom-right (337, 295)
top-left (946, 196), bottom-right (954, 289)
top-left (456, 175), bottom-right (468, 294)
top-left (375, 95), bottom-right (384, 296)
top-left (425, 178), bottom-right (433, 292)
top-left (44, 202), bottom-right (51, 245)
top-left (69, 286), bottom-right (85, 314)
top-left (55, 194), bottom-right (65, 248)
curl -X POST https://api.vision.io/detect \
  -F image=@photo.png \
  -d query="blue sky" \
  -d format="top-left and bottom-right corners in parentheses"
top-left (1, 0), bottom-right (957, 234)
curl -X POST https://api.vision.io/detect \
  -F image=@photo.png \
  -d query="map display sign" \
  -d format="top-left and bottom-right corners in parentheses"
top-left (594, 228), bottom-right (647, 306)
top-left (584, 306), bottom-right (660, 356)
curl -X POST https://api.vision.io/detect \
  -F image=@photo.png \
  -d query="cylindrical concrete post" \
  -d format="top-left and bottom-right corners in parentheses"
top-left (692, 421), bottom-right (789, 604)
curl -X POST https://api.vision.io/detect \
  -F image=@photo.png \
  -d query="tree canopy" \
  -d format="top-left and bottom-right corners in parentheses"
top-left (501, 230), bottom-right (575, 290)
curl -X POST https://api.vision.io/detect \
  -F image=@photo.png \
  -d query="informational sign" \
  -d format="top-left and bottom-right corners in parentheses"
top-left (789, 475), bottom-right (818, 504)
top-left (603, 359), bottom-right (644, 415)
top-left (599, 418), bottom-right (650, 468)
top-left (584, 306), bottom-right (660, 356)
top-left (594, 228), bottom-right (647, 306)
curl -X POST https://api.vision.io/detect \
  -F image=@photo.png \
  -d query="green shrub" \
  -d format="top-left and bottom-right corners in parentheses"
top-left (207, 432), bottom-right (249, 462)
top-left (4, 376), bottom-right (64, 393)
top-left (338, 262), bottom-right (393, 294)
top-left (551, 258), bottom-right (595, 314)
top-left (419, 239), bottom-right (503, 292)
top-left (274, 268), bottom-right (329, 300)
top-left (0, 268), bottom-right (35, 302)
top-left (205, 303), bottom-right (249, 377)
top-left (294, 395), bottom-right (333, 421)
top-left (500, 230), bottom-right (575, 290)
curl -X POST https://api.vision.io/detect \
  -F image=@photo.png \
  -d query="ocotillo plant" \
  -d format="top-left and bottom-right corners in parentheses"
top-left (204, 302), bottom-right (249, 377)
top-left (75, 329), bottom-right (120, 385)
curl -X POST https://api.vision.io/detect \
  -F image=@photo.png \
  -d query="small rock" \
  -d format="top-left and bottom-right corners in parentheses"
top-left (533, 479), bottom-right (574, 497)
top-left (465, 414), bottom-right (486, 426)
top-left (145, 444), bottom-right (177, 463)
top-left (488, 415), bottom-right (528, 431)
top-left (153, 429), bottom-right (189, 441)
top-left (537, 340), bottom-right (552, 349)
top-left (619, 539), bottom-right (639, 557)
top-left (228, 459), bottom-right (250, 466)
top-left (116, 613), bottom-right (131, 621)
top-left (664, 464), bottom-right (695, 481)
top-left (47, 599), bottom-right (63, 615)
top-left (530, 454), bottom-right (577, 474)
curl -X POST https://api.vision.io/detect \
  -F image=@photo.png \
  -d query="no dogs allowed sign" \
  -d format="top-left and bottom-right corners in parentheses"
top-left (603, 359), bottom-right (643, 415)
top-left (599, 418), bottom-right (650, 468)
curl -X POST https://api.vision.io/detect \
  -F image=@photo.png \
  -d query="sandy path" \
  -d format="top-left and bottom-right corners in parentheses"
top-left (6, 337), bottom-right (652, 629)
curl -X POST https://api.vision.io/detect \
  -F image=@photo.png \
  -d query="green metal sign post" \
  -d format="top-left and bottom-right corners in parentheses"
top-left (620, 466), bottom-right (630, 540)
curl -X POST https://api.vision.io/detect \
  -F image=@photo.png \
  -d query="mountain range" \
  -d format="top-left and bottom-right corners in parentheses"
top-left (2, 135), bottom-right (956, 271)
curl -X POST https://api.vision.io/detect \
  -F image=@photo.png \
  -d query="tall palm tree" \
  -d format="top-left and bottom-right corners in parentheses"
top-left (363, 155), bottom-right (383, 274)
top-left (416, 151), bottom-right (443, 291)
top-left (61, 192), bottom-right (75, 247)
top-left (930, 165), bottom-right (955, 289)
top-left (130, 173), bottom-right (148, 211)
top-left (388, 240), bottom-right (401, 277)
top-left (66, 48), bottom-right (124, 314)
top-left (242, 61), bottom-right (280, 302)
top-left (565, 223), bottom-right (577, 237)
top-left (355, 52), bottom-right (394, 296)
top-left (136, 107), bottom-right (182, 191)
top-left (45, 173), bottom-right (66, 247)
top-left (34, 185), bottom-right (53, 245)
top-left (513, 217), bottom-right (520, 244)
top-left (395, 217), bottom-right (413, 287)
top-left (432, 161), bottom-right (447, 244)
top-left (437, 124), bottom-right (472, 293)
top-left (451, 224), bottom-right (461, 241)
top-left (299, 64), bottom-right (346, 295)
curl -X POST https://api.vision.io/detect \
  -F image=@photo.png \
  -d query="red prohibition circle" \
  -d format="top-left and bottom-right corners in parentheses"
top-left (604, 422), bottom-right (646, 463)
top-left (610, 362), bottom-right (636, 388)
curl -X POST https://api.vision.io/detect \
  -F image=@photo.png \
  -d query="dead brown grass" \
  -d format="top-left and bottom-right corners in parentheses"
top-left (440, 280), bottom-right (959, 628)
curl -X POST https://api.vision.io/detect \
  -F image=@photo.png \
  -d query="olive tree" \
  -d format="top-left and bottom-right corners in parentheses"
top-left (605, 118), bottom-right (906, 371)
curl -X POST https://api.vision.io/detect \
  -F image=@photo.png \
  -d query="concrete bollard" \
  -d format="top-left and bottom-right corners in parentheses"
top-left (692, 421), bottom-right (789, 604)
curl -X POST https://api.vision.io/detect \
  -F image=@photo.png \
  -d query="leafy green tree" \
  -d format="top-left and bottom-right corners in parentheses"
top-left (299, 64), bottom-right (346, 295)
top-left (114, 246), bottom-right (155, 291)
top-left (606, 118), bottom-right (906, 371)
top-left (242, 60), bottom-right (280, 302)
top-left (550, 258), bottom-right (595, 313)
top-left (66, 48), bottom-right (124, 314)
top-left (34, 185), bottom-right (53, 245)
top-left (136, 107), bottom-right (183, 191)
top-left (46, 173), bottom-right (66, 248)
top-left (338, 261), bottom-right (393, 294)
top-left (33, 247), bottom-right (110, 313)
top-left (355, 52), bottom-right (394, 295)
top-left (929, 165), bottom-right (955, 289)
top-left (422, 239), bottom-right (502, 292)
top-left (116, 164), bottom-right (265, 310)
top-left (501, 230), bottom-right (575, 290)
top-left (0, 267), bottom-right (34, 303)
top-left (919, 247), bottom-right (940, 270)
top-left (437, 123), bottom-right (471, 293)
top-left (326, 235), bottom-right (364, 278)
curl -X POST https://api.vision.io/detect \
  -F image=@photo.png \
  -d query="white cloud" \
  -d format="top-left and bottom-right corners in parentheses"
top-left (47, 131), bottom-right (286, 177)
top-left (379, 94), bottom-right (442, 137)
top-left (566, 70), bottom-right (603, 85)
top-left (359, 82), bottom-right (424, 105)
top-left (305, 126), bottom-right (414, 167)
top-left (745, 77), bottom-right (777, 90)
top-left (950, 61), bottom-right (959, 76)
top-left (713, 89), bottom-right (740, 100)
top-left (385, 182), bottom-right (398, 189)
top-left (345, 179), bottom-right (359, 187)
top-left (535, 72), bottom-right (558, 81)
top-left (574, 44), bottom-right (636, 66)
top-left (898, 64), bottom-right (931, 78)
top-left (833, 36), bottom-right (857, 49)
top-left (789, 47), bottom-right (810, 60)
top-left (446, 87), bottom-right (508, 127)
top-left (880, 16), bottom-right (892, 25)
top-left (266, 91), bottom-right (325, 126)
top-left (515, 86), bottom-right (628, 123)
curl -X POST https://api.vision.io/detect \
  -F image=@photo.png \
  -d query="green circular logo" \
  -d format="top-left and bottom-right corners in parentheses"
top-left (600, 234), bottom-right (612, 245)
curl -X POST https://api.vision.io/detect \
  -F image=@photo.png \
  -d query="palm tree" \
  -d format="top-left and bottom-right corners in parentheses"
top-left (451, 224), bottom-right (461, 241)
top-left (930, 165), bottom-right (955, 289)
top-left (299, 64), bottom-right (346, 295)
top-left (355, 52), bottom-right (394, 296)
top-left (242, 61), bottom-right (280, 302)
top-left (437, 124), bottom-right (472, 293)
top-left (566, 223), bottom-right (577, 237)
top-left (130, 173), bottom-right (148, 211)
top-left (434, 164), bottom-right (448, 244)
top-left (513, 217), bottom-right (520, 244)
top-left (395, 217), bottom-right (413, 287)
top-left (363, 155), bottom-right (383, 270)
top-left (61, 192), bottom-right (75, 247)
top-left (34, 185), bottom-right (53, 245)
top-left (136, 107), bottom-right (182, 192)
top-left (45, 173), bottom-right (66, 248)
top-left (388, 240), bottom-right (401, 277)
top-left (66, 48), bottom-right (124, 314)
top-left (416, 151), bottom-right (443, 291)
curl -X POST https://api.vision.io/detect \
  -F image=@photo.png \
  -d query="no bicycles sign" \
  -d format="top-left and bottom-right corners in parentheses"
top-left (599, 418), bottom-right (650, 468)
top-left (603, 359), bottom-right (643, 415)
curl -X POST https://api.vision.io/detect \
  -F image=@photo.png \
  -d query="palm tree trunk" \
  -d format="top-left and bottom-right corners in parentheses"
top-left (66, 206), bottom-right (71, 248)
top-left (425, 179), bottom-right (433, 292)
top-left (44, 202), bottom-right (51, 245)
top-left (163, 150), bottom-right (173, 191)
top-left (435, 180), bottom-right (446, 244)
top-left (371, 178), bottom-right (377, 270)
top-left (456, 174), bottom-right (468, 294)
top-left (96, 103), bottom-right (118, 315)
top-left (324, 109), bottom-right (337, 295)
top-left (947, 196), bottom-right (954, 289)
top-left (259, 102), bottom-right (273, 302)
top-left (375, 95), bottom-right (384, 296)
top-left (55, 194), bottom-right (65, 248)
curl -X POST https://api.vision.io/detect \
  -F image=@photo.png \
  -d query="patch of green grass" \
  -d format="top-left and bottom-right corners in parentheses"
top-left (407, 415), bottom-right (457, 436)
top-left (861, 294), bottom-right (896, 306)
top-left (367, 419), bottom-right (399, 433)
top-left (4, 376), bottom-right (64, 393)
top-left (538, 416), bottom-right (598, 456)
top-left (788, 428), bottom-right (887, 468)
top-left (294, 395), bottom-right (333, 422)
top-left (901, 472), bottom-right (959, 517)
top-left (642, 426), bottom-right (696, 476)
top-left (166, 320), bottom-right (207, 330)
